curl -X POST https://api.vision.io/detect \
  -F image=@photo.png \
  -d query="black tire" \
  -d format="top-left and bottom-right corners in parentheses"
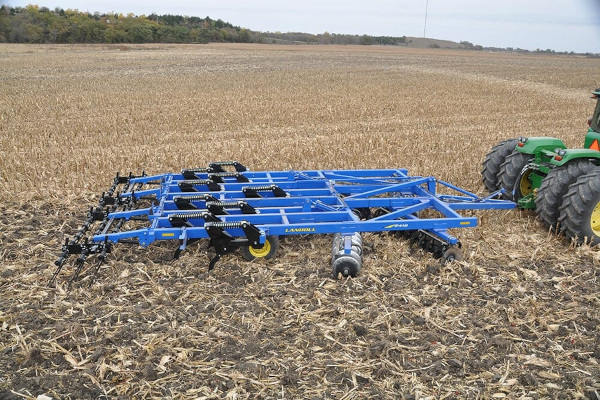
top-left (332, 255), bottom-right (361, 278)
top-left (481, 138), bottom-right (519, 192)
top-left (440, 246), bottom-right (463, 264)
top-left (536, 160), bottom-right (596, 228)
top-left (240, 235), bottom-right (280, 261)
top-left (352, 207), bottom-right (371, 220)
top-left (558, 169), bottom-right (600, 245)
top-left (497, 151), bottom-right (533, 200)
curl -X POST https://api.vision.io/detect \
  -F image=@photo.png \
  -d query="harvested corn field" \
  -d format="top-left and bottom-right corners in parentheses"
top-left (1, 43), bottom-right (600, 399)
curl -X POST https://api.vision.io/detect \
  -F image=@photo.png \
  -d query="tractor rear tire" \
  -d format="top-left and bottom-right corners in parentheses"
top-left (536, 160), bottom-right (596, 228)
top-left (497, 151), bottom-right (533, 200)
top-left (481, 138), bottom-right (519, 192)
top-left (558, 168), bottom-right (600, 245)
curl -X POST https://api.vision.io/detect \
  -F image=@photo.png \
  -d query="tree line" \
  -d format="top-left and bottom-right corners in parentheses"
top-left (0, 4), bottom-right (407, 46)
top-left (0, 5), bottom-right (252, 44)
top-left (261, 31), bottom-right (406, 46)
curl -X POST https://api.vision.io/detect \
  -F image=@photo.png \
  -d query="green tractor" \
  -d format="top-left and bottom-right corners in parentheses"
top-left (482, 87), bottom-right (600, 244)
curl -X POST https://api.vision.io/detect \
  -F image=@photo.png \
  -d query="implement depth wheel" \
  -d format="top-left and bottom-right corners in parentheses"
top-left (240, 235), bottom-right (279, 261)
top-left (559, 169), bottom-right (600, 245)
top-left (536, 160), bottom-right (595, 228)
top-left (332, 256), bottom-right (361, 279)
top-left (497, 151), bottom-right (533, 200)
top-left (440, 247), bottom-right (463, 264)
top-left (481, 138), bottom-right (519, 192)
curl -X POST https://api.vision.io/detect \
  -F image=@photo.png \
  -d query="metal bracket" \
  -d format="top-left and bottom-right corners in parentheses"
top-left (204, 221), bottom-right (262, 270)
top-left (242, 185), bottom-right (288, 198)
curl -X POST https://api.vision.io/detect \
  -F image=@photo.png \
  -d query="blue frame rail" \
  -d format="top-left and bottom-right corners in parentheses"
top-left (52, 161), bottom-right (514, 286)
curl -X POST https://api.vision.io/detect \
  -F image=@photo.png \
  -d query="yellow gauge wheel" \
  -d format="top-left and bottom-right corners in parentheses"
top-left (249, 240), bottom-right (272, 258)
top-left (591, 201), bottom-right (600, 236)
top-left (240, 235), bottom-right (279, 261)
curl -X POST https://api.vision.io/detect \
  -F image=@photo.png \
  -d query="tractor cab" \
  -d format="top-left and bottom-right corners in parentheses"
top-left (589, 88), bottom-right (600, 132)
top-left (584, 88), bottom-right (600, 150)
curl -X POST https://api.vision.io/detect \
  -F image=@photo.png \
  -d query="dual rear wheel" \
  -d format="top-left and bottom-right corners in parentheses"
top-left (535, 160), bottom-right (595, 228)
top-left (482, 139), bottom-right (600, 245)
top-left (481, 139), bottom-right (536, 201)
top-left (559, 169), bottom-right (600, 245)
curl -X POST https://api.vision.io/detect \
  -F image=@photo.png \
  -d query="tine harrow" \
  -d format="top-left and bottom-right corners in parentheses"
top-left (52, 162), bottom-right (514, 287)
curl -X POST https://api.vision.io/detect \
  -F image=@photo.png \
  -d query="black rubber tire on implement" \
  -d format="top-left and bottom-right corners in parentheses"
top-left (497, 151), bottom-right (533, 200)
top-left (332, 256), bottom-right (361, 278)
top-left (536, 160), bottom-right (596, 228)
top-left (440, 246), bottom-right (463, 264)
top-left (558, 168), bottom-right (600, 246)
top-left (481, 138), bottom-right (519, 192)
top-left (240, 235), bottom-right (280, 261)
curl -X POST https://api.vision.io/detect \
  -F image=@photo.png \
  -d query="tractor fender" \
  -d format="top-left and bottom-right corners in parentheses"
top-left (515, 137), bottom-right (566, 154)
top-left (549, 148), bottom-right (600, 167)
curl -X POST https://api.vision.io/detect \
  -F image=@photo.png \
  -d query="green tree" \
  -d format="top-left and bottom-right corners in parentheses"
top-left (360, 35), bottom-right (373, 45)
top-left (104, 23), bottom-right (127, 43)
top-left (126, 18), bottom-right (154, 42)
top-left (26, 22), bottom-right (43, 42)
top-left (237, 28), bottom-right (250, 43)
top-left (0, 5), bottom-right (265, 44)
top-left (48, 16), bottom-right (69, 42)
top-left (0, 6), bottom-right (10, 42)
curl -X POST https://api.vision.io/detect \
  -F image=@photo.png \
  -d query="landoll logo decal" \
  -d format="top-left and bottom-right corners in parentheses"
top-left (285, 227), bottom-right (316, 233)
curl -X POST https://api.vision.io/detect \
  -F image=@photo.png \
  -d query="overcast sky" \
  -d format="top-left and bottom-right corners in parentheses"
top-left (4, 0), bottom-right (600, 53)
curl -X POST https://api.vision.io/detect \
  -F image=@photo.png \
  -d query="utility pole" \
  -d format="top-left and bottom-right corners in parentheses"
top-left (424, 0), bottom-right (429, 38)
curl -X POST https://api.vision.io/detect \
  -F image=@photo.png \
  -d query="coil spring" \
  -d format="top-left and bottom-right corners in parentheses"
top-left (169, 212), bottom-right (211, 220)
top-left (182, 168), bottom-right (208, 173)
top-left (209, 172), bottom-right (239, 178)
top-left (174, 194), bottom-right (217, 201)
top-left (180, 179), bottom-right (212, 185)
top-left (206, 201), bottom-right (245, 208)
top-left (205, 221), bottom-right (249, 229)
top-left (210, 160), bottom-right (238, 166)
top-left (243, 184), bottom-right (278, 191)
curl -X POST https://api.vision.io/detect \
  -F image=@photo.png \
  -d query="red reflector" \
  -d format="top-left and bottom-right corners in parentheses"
top-left (517, 142), bottom-right (524, 147)
top-left (554, 155), bottom-right (563, 161)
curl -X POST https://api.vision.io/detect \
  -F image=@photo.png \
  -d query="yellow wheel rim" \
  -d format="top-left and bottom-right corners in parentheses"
top-left (591, 202), bottom-right (600, 236)
top-left (249, 239), bottom-right (271, 258)
top-left (519, 170), bottom-right (534, 196)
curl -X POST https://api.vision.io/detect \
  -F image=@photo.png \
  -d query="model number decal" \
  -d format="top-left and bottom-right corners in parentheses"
top-left (384, 223), bottom-right (409, 229)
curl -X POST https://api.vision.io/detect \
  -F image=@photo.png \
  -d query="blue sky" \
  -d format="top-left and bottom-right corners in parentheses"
top-left (3, 0), bottom-right (600, 53)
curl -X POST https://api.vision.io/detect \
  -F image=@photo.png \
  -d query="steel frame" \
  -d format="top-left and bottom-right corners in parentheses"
top-left (53, 162), bottom-right (514, 285)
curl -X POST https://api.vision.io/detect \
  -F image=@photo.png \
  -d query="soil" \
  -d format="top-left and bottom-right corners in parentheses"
top-left (1, 200), bottom-right (599, 399)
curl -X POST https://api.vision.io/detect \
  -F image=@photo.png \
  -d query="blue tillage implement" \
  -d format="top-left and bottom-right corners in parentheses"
top-left (53, 161), bottom-right (514, 286)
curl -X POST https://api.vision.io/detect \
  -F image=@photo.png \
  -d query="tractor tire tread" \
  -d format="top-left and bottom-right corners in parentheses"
top-left (497, 151), bottom-right (533, 200)
top-left (536, 160), bottom-right (596, 228)
top-left (558, 168), bottom-right (600, 245)
top-left (481, 138), bottom-right (519, 192)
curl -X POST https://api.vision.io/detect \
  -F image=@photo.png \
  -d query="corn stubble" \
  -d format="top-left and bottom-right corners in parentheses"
top-left (1, 43), bottom-right (599, 399)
